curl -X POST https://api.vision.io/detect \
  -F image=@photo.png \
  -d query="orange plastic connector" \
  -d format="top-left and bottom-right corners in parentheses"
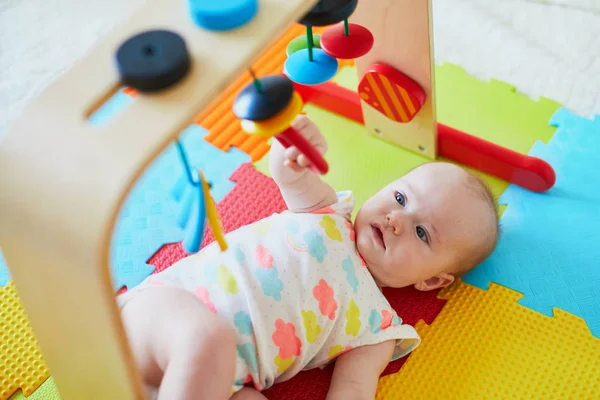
top-left (0, 282), bottom-right (49, 399)
top-left (125, 24), bottom-right (354, 162)
top-left (376, 281), bottom-right (600, 399)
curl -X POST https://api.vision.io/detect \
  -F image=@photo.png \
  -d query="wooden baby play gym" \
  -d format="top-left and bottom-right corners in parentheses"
top-left (0, 0), bottom-right (598, 399)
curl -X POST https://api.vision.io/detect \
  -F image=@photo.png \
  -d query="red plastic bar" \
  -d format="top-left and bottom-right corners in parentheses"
top-left (292, 81), bottom-right (556, 192)
top-left (292, 81), bottom-right (364, 124)
top-left (277, 126), bottom-right (329, 175)
top-left (437, 124), bottom-right (555, 192)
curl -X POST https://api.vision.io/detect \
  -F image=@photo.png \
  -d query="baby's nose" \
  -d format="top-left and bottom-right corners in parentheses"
top-left (386, 212), bottom-right (405, 235)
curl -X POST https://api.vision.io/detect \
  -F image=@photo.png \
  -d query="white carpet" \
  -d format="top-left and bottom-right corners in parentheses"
top-left (0, 0), bottom-right (599, 129)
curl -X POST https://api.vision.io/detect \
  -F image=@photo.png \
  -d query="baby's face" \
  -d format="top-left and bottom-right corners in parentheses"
top-left (354, 162), bottom-right (494, 290)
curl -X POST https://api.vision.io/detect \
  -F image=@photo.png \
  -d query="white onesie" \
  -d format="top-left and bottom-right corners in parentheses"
top-left (117, 191), bottom-right (421, 395)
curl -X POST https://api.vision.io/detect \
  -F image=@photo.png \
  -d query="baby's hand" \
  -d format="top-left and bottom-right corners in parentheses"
top-left (269, 113), bottom-right (338, 212)
top-left (283, 115), bottom-right (328, 173)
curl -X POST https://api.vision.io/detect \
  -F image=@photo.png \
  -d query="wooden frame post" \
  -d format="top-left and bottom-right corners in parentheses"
top-left (350, 0), bottom-right (438, 159)
top-left (0, 1), bottom-right (318, 398)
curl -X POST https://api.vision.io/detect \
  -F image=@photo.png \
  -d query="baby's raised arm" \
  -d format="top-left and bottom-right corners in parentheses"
top-left (326, 340), bottom-right (396, 399)
top-left (269, 115), bottom-right (338, 213)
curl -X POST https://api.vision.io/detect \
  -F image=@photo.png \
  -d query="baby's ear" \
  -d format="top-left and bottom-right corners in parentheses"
top-left (414, 273), bottom-right (454, 291)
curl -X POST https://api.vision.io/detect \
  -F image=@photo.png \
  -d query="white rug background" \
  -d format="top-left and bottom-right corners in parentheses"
top-left (0, 0), bottom-right (599, 128)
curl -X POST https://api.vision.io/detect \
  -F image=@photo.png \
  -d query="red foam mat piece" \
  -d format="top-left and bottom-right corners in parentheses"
top-left (147, 163), bottom-right (447, 399)
top-left (147, 162), bottom-right (287, 271)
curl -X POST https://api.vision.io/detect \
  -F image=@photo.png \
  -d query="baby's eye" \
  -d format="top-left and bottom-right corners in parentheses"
top-left (416, 226), bottom-right (429, 243)
top-left (395, 191), bottom-right (406, 207)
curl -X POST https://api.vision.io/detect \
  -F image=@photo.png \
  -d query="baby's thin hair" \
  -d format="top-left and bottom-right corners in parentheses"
top-left (455, 171), bottom-right (500, 277)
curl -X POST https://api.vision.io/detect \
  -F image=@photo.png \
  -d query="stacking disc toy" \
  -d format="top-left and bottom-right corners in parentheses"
top-left (283, 48), bottom-right (338, 86)
top-left (320, 22), bottom-right (374, 59)
top-left (115, 30), bottom-right (191, 92)
top-left (234, 74), bottom-right (329, 174)
top-left (233, 75), bottom-right (294, 121)
top-left (286, 34), bottom-right (322, 56)
top-left (297, 0), bottom-right (358, 26)
top-left (188, 0), bottom-right (258, 31)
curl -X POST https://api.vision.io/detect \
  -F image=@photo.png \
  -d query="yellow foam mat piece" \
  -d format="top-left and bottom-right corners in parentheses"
top-left (0, 282), bottom-right (50, 399)
top-left (376, 281), bottom-right (600, 399)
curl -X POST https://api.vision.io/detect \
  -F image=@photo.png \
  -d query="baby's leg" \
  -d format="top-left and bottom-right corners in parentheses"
top-left (230, 387), bottom-right (268, 399)
top-left (120, 286), bottom-right (237, 400)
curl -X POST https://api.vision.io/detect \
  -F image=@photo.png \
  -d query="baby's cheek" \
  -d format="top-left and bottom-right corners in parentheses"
top-left (354, 230), bottom-right (368, 254)
top-left (386, 249), bottom-right (411, 275)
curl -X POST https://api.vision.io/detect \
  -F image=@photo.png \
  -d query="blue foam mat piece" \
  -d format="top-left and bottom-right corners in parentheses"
top-left (88, 90), bottom-right (134, 124)
top-left (111, 124), bottom-right (250, 291)
top-left (0, 125), bottom-right (9, 285)
top-left (0, 248), bottom-right (10, 287)
top-left (464, 107), bottom-right (600, 337)
top-left (0, 130), bottom-right (11, 286)
top-left (92, 91), bottom-right (251, 291)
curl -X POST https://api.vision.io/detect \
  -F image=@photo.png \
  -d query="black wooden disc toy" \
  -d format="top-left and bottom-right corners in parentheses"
top-left (116, 29), bottom-right (191, 93)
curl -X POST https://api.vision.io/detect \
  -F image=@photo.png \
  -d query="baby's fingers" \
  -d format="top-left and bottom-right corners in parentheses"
top-left (296, 154), bottom-right (312, 168)
top-left (290, 115), bottom-right (328, 154)
top-left (284, 159), bottom-right (305, 173)
top-left (284, 146), bottom-right (301, 162)
top-left (282, 142), bottom-right (314, 172)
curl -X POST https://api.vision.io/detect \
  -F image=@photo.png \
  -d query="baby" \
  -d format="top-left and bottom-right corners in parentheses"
top-left (116, 115), bottom-right (499, 400)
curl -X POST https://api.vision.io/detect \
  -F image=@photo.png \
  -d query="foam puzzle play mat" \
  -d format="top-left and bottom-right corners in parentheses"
top-left (0, 0), bottom-right (599, 399)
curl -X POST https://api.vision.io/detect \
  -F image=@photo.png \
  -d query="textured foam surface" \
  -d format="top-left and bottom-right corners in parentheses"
top-left (464, 108), bottom-right (600, 337)
top-left (0, 282), bottom-right (49, 399)
top-left (0, 249), bottom-right (9, 287)
top-left (434, 64), bottom-right (560, 153)
top-left (3, 63), bottom-right (583, 400)
top-left (5, 66), bottom-right (571, 398)
top-left (256, 63), bottom-right (562, 211)
top-left (8, 377), bottom-right (60, 400)
top-left (376, 281), bottom-right (600, 399)
top-left (110, 124), bottom-right (250, 291)
top-left (2, 4), bottom-right (597, 398)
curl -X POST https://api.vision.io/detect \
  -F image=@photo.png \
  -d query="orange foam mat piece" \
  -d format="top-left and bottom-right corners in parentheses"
top-left (0, 282), bottom-right (50, 400)
top-left (194, 23), bottom-right (353, 162)
top-left (125, 24), bottom-right (354, 162)
top-left (375, 281), bottom-right (600, 399)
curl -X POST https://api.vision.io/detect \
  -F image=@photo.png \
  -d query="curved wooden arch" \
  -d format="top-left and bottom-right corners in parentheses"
top-left (0, 0), bottom-right (320, 398)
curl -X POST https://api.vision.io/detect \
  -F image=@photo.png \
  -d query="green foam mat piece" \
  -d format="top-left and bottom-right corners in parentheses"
top-left (254, 63), bottom-right (562, 212)
top-left (9, 377), bottom-right (60, 400)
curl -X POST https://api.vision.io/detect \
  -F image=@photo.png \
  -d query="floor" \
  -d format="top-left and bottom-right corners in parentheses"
top-left (0, 0), bottom-right (599, 129)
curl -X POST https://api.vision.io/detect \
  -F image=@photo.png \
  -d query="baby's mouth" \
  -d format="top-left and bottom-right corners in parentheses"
top-left (371, 224), bottom-right (386, 250)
